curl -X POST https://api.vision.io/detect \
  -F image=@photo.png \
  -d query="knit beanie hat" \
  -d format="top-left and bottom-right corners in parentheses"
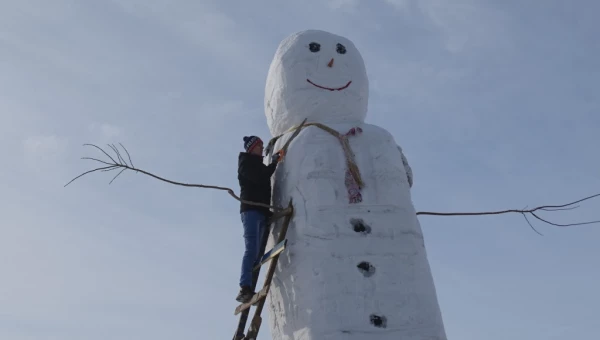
top-left (243, 136), bottom-right (262, 152)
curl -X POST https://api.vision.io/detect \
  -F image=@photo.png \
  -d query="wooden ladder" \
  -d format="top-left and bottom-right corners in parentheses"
top-left (232, 199), bottom-right (294, 340)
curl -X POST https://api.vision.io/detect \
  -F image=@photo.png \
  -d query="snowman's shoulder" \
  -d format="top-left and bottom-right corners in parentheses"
top-left (275, 122), bottom-right (397, 150)
top-left (272, 124), bottom-right (330, 156)
top-left (358, 123), bottom-right (397, 144)
top-left (359, 123), bottom-right (393, 135)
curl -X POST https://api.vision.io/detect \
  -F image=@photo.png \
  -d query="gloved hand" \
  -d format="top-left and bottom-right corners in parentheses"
top-left (272, 150), bottom-right (284, 163)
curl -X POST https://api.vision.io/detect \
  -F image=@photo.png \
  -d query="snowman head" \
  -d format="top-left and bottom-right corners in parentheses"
top-left (264, 30), bottom-right (369, 136)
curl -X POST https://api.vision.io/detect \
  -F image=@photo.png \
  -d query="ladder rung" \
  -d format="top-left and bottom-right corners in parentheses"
top-left (234, 285), bottom-right (270, 315)
top-left (253, 239), bottom-right (287, 271)
top-left (268, 207), bottom-right (293, 225)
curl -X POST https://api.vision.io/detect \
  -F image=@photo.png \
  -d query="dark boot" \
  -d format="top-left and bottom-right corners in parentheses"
top-left (236, 286), bottom-right (255, 303)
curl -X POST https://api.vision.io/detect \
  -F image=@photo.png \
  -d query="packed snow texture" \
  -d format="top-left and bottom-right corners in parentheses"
top-left (263, 30), bottom-right (447, 340)
top-left (264, 30), bottom-right (369, 137)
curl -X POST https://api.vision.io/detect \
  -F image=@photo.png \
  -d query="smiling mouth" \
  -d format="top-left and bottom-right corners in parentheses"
top-left (306, 79), bottom-right (352, 91)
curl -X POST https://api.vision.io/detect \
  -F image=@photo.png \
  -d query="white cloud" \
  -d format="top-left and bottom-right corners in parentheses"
top-left (88, 122), bottom-right (122, 141)
top-left (198, 99), bottom-right (246, 118)
top-left (328, 0), bottom-right (360, 11)
top-left (384, 0), bottom-right (514, 53)
top-left (111, 0), bottom-right (264, 70)
top-left (23, 135), bottom-right (68, 170)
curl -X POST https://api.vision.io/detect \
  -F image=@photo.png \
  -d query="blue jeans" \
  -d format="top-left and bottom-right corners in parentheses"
top-left (239, 210), bottom-right (267, 287)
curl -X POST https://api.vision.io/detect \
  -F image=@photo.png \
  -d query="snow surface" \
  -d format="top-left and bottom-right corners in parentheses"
top-left (265, 30), bottom-right (369, 137)
top-left (263, 30), bottom-right (447, 340)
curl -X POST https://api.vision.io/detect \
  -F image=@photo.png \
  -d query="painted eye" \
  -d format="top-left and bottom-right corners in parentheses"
top-left (336, 43), bottom-right (346, 54)
top-left (309, 42), bottom-right (320, 52)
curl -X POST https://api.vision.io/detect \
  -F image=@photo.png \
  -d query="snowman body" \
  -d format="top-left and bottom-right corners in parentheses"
top-left (263, 30), bottom-right (447, 340)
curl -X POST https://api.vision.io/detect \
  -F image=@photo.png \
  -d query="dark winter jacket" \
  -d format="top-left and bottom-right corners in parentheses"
top-left (238, 152), bottom-right (277, 215)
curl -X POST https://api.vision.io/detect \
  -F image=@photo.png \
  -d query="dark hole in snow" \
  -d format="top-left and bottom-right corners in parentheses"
top-left (370, 314), bottom-right (387, 328)
top-left (351, 218), bottom-right (371, 234)
top-left (357, 261), bottom-right (375, 277)
top-left (309, 42), bottom-right (321, 52)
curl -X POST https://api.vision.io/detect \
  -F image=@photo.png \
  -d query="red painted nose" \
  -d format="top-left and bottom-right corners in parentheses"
top-left (327, 58), bottom-right (334, 67)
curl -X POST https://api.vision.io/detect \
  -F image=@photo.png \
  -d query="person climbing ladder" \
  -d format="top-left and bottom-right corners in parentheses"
top-left (236, 135), bottom-right (282, 303)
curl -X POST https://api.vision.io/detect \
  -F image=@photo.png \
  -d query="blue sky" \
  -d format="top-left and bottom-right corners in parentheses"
top-left (1, 0), bottom-right (599, 339)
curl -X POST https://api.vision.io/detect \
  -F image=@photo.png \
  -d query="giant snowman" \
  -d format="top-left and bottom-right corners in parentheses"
top-left (263, 30), bottom-right (447, 340)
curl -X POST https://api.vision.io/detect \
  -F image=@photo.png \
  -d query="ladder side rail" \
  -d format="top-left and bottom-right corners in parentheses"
top-left (245, 199), bottom-right (294, 339)
top-left (232, 213), bottom-right (273, 339)
top-left (233, 203), bottom-right (293, 339)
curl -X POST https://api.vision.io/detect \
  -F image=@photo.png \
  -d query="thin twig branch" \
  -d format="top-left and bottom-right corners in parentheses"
top-left (417, 193), bottom-right (600, 234)
top-left (66, 143), bottom-right (283, 211)
top-left (108, 144), bottom-right (126, 165)
top-left (101, 167), bottom-right (120, 172)
top-left (66, 143), bottom-right (600, 233)
top-left (521, 213), bottom-right (542, 236)
top-left (65, 165), bottom-right (120, 186)
top-left (119, 142), bottom-right (134, 168)
top-left (86, 143), bottom-right (118, 165)
top-left (540, 206), bottom-right (579, 212)
top-left (109, 168), bottom-right (127, 184)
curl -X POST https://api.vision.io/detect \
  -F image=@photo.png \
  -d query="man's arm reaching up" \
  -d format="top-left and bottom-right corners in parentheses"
top-left (239, 157), bottom-right (279, 184)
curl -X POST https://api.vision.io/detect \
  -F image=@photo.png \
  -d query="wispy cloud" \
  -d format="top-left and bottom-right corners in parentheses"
top-left (88, 122), bottom-right (122, 140)
top-left (23, 135), bottom-right (69, 173)
top-left (111, 0), bottom-right (270, 75)
top-left (328, 0), bottom-right (360, 11)
top-left (409, 0), bottom-right (515, 53)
